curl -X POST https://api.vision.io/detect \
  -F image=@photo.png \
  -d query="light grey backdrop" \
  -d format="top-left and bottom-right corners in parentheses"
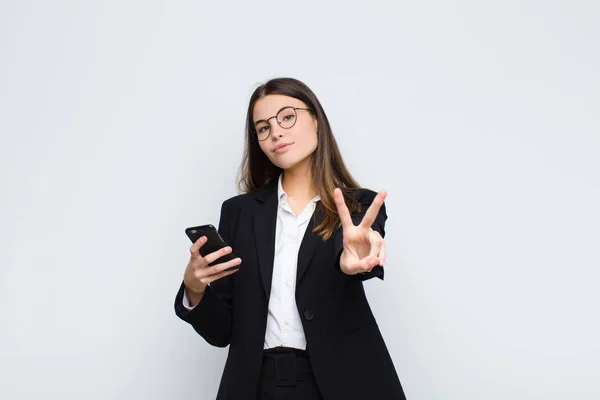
top-left (1, 1), bottom-right (599, 399)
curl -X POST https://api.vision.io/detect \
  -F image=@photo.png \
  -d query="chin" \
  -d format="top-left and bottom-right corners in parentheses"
top-left (273, 157), bottom-right (313, 172)
top-left (272, 160), bottom-right (297, 170)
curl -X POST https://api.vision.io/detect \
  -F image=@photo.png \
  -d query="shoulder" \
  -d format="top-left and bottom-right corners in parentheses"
top-left (220, 189), bottom-right (269, 211)
top-left (351, 188), bottom-right (388, 222)
top-left (352, 187), bottom-right (380, 205)
top-left (220, 193), bottom-right (248, 210)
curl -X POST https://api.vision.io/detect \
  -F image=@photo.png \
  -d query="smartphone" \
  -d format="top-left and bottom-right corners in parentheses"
top-left (185, 224), bottom-right (238, 270)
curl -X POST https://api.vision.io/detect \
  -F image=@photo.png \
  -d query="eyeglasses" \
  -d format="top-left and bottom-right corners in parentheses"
top-left (254, 106), bottom-right (313, 141)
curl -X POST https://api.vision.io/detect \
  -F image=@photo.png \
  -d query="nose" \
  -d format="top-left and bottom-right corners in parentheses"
top-left (270, 124), bottom-right (285, 140)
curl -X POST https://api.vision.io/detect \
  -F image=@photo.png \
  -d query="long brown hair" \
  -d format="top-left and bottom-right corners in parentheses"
top-left (237, 77), bottom-right (362, 241)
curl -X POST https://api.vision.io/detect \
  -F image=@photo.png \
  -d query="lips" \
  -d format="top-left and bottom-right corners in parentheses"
top-left (274, 143), bottom-right (292, 153)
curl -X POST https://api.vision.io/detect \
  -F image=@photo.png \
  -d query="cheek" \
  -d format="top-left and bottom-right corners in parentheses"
top-left (294, 133), bottom-right (317, 156)
top-left (295, 125), bottom-right (318, 147)
top-left (306, 131), bottom-right (318, 150)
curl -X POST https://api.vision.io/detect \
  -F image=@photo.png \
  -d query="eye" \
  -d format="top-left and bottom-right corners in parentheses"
top-left (282, 114), bottom-right (295, 121)
top-left (258, 125), bottom-right (270, 133)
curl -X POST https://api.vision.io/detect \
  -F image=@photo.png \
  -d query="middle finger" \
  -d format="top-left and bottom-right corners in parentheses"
top-left (206, 257), bottom-right (242, 276)
top-left (201, 246), bottom-right (233, 266)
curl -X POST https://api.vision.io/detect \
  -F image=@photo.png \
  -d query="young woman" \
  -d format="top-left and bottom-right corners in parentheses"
top-left (175, 77), bottom-right (406, 400)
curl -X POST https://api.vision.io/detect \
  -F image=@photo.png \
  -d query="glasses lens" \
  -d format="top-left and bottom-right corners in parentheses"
top-left (255, 122), bottom-right (270, 141)
top-left (277, 107), bottom-right (297, 129)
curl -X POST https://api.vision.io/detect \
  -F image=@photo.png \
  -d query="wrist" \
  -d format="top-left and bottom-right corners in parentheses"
top-left (186, 285), bottom-right (206, 296)
top-left (185, 286), bottom-right (206, 306)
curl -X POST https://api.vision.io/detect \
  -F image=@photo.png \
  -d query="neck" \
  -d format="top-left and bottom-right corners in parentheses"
top-left (281, 161), bottom-right (317, 200)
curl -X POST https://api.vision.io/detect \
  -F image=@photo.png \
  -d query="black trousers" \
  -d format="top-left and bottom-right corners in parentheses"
top-left (256, 347), bottom-right (324, 400)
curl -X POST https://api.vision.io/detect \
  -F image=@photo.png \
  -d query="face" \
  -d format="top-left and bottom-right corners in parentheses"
top-left (253, 94), bottom-right (318, 172)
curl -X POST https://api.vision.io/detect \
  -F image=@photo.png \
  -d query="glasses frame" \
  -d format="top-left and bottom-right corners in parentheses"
top-left (254, 106), bottom-right (313, 141)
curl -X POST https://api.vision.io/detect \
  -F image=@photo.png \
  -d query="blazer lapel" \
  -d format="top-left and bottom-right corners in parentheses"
top-left (253, 184), bottom-right (278, 299)
top-left (252, 184), bottom-right (326, 297)
top-left (296, 202), bottom-right (325, 286)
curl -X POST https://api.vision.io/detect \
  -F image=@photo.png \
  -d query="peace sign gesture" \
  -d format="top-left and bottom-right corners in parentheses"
top-left (334, 188), bottom-right (387, 276)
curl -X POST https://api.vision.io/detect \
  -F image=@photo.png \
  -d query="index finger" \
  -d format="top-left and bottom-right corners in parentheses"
top-left (359, 189), bottom-right (387, 229)
top-left (189, 236), bottom-right (207, 258)
top-left (333, 188), bottom-right (354, 231)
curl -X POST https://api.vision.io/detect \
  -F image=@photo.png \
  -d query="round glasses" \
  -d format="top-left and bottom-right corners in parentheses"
top-left (254, 106), bottom-right (313, 141)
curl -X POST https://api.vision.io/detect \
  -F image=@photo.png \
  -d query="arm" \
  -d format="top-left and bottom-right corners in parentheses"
top-left (173, 200), bottom-right (235, 347)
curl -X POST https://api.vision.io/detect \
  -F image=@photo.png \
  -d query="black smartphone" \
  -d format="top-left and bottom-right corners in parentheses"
top-left (185, 224), bottom-right (238, 270)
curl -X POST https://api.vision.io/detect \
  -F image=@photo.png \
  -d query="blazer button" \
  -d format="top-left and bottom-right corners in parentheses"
top-left (304, 310), bottom-right (314, 321)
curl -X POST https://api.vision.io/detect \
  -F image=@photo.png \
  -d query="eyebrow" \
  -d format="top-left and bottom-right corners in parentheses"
top-left (253, 105), bottom-right (296, 125)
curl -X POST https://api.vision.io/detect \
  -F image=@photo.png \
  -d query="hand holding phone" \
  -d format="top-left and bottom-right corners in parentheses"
top-left (185, 224), bottom-right (238, 269)
top-left (183, 224), bottom-right (241, 300)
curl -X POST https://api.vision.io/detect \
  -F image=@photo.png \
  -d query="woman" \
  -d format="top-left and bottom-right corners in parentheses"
top-left (174, 77), bottom-right (406, 400)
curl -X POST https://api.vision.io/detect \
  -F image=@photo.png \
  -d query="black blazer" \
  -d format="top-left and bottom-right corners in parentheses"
top-left (174, 181), bottom-right (406, 400)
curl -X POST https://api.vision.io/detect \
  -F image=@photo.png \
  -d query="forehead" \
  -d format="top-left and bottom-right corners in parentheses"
top-left (253, 94), bottom-right (308, 121)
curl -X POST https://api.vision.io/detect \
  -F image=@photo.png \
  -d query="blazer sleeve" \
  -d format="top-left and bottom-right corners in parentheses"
top-left (333, 189), bottom-right (387, 282)
top-left (174, 200), bottom-right (235, 347)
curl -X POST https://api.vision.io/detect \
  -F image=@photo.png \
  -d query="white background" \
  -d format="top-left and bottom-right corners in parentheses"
top-left (1, 1), bottom-right (599, 399)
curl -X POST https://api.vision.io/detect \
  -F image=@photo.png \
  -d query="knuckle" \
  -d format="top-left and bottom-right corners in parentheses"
top-left (190, 260), bottom-right (200, 271)
top-left (205, 265), bottom-right (216, 275)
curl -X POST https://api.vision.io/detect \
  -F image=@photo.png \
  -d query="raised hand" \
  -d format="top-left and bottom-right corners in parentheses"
top-left (333, 188), bottom-right (387, 275)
